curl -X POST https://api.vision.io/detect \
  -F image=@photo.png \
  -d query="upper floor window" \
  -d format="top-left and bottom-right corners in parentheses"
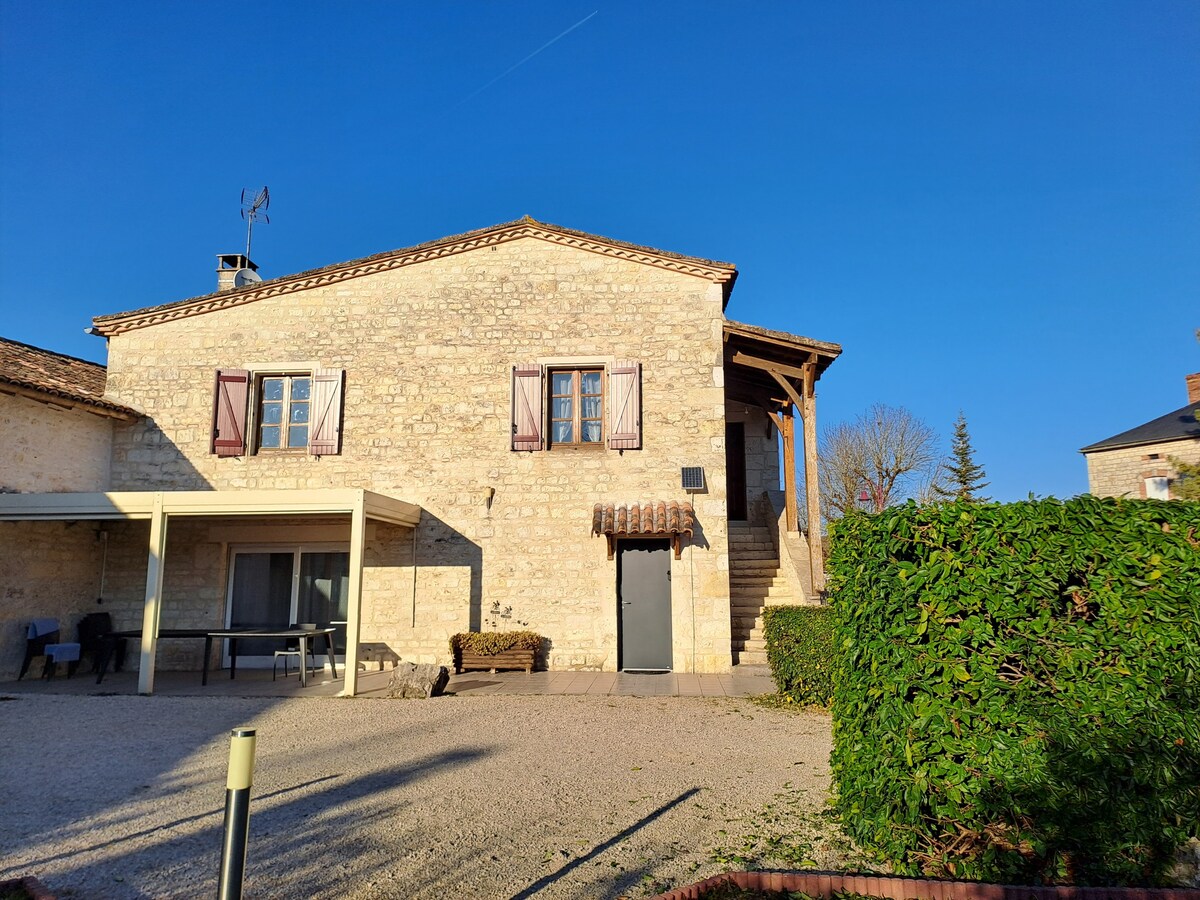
top-left (212, 368), bottom-right (344, 458)
top-left (258, 375), bottom-right (311, 450)
top-left (511, 360), bottom-right (641, 452)
top-left (550, 368), bottom-right (603, 446)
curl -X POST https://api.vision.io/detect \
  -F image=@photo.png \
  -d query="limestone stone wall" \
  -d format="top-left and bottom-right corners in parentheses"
top-left (0, 521), bottom-right (103, 679)
top-left (0, 393), bottom-right (112, 493)
top-left (101, 238), bottom-right (733, 671)
top-left (1085, 438), bottom-right (1200, 499)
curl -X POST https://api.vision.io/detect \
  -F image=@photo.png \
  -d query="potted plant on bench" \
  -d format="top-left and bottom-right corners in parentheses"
top-left (449, 630), bottom-right (542, 674)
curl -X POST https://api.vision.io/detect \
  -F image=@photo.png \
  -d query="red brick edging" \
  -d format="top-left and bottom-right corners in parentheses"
top-left (0, 875), bottom-right (55, 899)
top-left (646, 871), bottom-right (1200, 900)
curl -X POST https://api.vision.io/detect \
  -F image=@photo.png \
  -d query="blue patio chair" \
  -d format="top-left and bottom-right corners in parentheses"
top-left (18, 618), bottom-right (82, 679)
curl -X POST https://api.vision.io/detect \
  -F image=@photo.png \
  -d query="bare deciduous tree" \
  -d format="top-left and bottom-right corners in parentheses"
top-left (819, 403), bottom-right (940, 518)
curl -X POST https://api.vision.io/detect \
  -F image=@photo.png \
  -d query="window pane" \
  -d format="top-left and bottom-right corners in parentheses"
top-left (261, 402), bottom-right (282, 425)
top-left (1145, 477), bottom-right (1169, 500)
top-left (262, 378), bottom-right (284, 401)
top-left (551, 397), bottom-right (572, 419)
top-left (581, 371), bottom-right (601, 393)
top-left (582, 396), bottom-right (602, 419)
top-left (552, 421), bottom-right (573, 443)
top-left (291, 378), bottom-right (311, 400)
top-left (260, 425), bottom-right (281, 448)
top-left (288, 425), bottom-right (309, 448)
top-left (290, 403), bottom-right (309, 424)
top-left (582, 420), bottom-right (602, 442)
top-left (551, 373), bottom-right (574, 395)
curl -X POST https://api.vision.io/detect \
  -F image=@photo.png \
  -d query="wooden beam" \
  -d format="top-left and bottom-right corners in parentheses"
top-left (781, 412), bottom-right (797, 533)
top-left (801, 366), bottom-right (824, 594)
top-left (730, 351), bottom-right (810, 380)
top-left (768, 370), bottom-right (805, 415)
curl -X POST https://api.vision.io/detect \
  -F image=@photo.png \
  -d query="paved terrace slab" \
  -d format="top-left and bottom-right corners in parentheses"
top-left (0, 665), bottom-right (776, 699)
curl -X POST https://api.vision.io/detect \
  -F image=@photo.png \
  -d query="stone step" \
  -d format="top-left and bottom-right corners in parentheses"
top-left (732, 637), bottom-right (767, 652)
top-left (727, 538), bottom-right (774, 548)
top-left (731, 615), bottom-right (764, 630)
top-left (734, 649), bottom-right (769, 666)
top-left (729, 560), bottom-right (781, 572)
top-left (730, 581), bottom-right (789, 592)
top-left (729, 550), bottom-right (781, 560)
top-left (724, 602), bottom-right (763, 619)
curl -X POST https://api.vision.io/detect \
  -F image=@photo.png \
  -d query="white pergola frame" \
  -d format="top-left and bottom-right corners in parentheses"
top-left (0, 489), bottom-right (420, 697)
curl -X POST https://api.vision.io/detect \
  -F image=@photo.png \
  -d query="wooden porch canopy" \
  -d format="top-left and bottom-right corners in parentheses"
top-left (0, 489), bottom-right (421, 697)
top-left (723, 321), bottom-right (841, 592)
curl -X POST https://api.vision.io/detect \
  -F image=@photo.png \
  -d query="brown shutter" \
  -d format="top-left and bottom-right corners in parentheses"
top-left (212, 369), bottom-right (250, 457)
top-left (511, 364), bottom-right (544, 451)
top-left (608, 360), bottom-right (641, 450)
top-left (308, 369), bottom-right (345, 456)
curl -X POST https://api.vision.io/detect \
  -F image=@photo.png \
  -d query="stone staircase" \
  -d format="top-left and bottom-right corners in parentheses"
top-left (728, 522), bottom-right (793, 666)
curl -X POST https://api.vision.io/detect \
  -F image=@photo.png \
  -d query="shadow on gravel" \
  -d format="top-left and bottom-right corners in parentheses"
top-left (508, 786), bottom-right (702, 900)
top-left (29, 746), bottom-right (494, 897)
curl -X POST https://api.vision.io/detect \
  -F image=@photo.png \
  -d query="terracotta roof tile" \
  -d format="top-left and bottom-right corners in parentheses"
top-left (592, 501), bottom-right (695, 537)
top-left (0, 337), bottom-right (135, 418)
top-left (92, 217), bottom-right (739, 334)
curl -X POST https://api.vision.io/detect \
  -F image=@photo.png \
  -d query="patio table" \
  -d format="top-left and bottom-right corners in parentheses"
top-left (203, 627), bottom-right (338, 688)
top-left (96, 629), bottom-right (214, 685)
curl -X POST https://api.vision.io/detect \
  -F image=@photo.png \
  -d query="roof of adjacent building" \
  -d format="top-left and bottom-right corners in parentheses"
top-left (1080, 402), bottom-right (1200, 453)
top-left (0, 336), bottom-right (136, 419)
top-left (91, 217), bottom-right (741, 336)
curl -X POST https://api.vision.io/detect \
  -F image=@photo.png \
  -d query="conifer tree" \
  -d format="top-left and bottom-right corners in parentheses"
top-left (935, 412), bottom-right (990, 502)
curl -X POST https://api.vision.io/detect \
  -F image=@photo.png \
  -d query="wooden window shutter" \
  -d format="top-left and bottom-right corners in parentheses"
top-left (511, 364), bottom-right (544, 451)
top-left (212, 369), bottom-right (250, 457)
top-left (608, 360), bottom-right (642, 450)
top-left (308, 369), bottom-right (345, 456)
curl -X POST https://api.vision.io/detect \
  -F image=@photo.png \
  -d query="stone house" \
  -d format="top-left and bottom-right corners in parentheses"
top-left (0, 218), bottom-right (840, 693)
top-left (1080, 373), bottom-right (1200, 499)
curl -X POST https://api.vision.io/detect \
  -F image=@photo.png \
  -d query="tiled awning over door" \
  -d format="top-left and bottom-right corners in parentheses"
top-left (591, 500), bottom-right (694, 559)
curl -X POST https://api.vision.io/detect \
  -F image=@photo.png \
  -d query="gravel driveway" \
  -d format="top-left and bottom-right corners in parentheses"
top-left (0, 693), bottom-right (833, 899)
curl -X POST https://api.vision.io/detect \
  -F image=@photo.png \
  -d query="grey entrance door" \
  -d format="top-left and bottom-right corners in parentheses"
top-left (618, 539), bottom-right (673, 671)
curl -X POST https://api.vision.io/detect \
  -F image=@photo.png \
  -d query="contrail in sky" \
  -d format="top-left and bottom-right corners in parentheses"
top-left (453, 10), bottom-right (600, 108)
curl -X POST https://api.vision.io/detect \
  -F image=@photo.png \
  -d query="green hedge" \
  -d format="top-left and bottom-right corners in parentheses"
top-left (764, 605), bottom-right (835, 707)
top-left (827, 497), bottom-right (1200, 886)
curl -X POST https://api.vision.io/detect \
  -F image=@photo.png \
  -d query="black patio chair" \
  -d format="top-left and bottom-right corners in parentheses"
top-left (77, 612), bottom-right (126, 677)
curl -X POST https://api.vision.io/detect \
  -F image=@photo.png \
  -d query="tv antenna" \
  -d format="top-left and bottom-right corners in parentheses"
top-left (240, 186), bottom-right (270, 258)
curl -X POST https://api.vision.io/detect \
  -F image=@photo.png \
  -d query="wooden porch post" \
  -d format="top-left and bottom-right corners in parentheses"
top-left (341, 494), bottom-right (367, 697)
top-left (781, 410), bottom-right (797, 533)
top-left (138, 493), bottom-right (168, 695)
top-left (801, 365), bottom-right (824, 594)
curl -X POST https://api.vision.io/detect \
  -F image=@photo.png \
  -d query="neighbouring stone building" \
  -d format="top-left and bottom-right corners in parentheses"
top-left (0, 219), bottom-right (840, 691)
top-left (1081, 373), bottom-right (1200, 499)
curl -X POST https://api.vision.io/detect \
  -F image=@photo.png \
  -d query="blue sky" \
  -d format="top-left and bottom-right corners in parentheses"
top-left (1, 1), bottom-right (1196, 501)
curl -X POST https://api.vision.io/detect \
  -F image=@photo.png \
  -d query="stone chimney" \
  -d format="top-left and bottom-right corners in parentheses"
top-left (216, 254), bottom-right (259, 292)
top-left (1187, 373), bottom-right (1200, 404)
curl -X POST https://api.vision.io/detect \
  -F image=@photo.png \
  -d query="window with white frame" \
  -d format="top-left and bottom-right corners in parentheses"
top-left (1144, 476), bottom-right (1169, 500)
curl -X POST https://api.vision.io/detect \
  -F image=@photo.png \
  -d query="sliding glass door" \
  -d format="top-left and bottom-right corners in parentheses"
top-left (225, 544), bottom-right (350, 666)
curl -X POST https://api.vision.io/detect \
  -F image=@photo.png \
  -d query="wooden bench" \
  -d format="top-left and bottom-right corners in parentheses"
top-left (455, 648), bottom-right (536, 674)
